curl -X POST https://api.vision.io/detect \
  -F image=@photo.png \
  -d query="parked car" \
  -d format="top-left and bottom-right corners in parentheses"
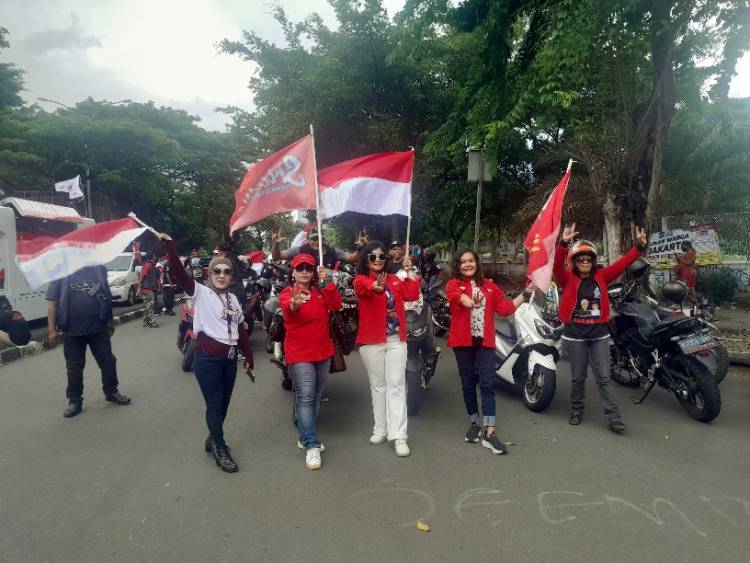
top-left (104, 252), bottom-right (141, 305)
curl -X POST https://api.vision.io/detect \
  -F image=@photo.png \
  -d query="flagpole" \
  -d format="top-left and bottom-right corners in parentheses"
top-left (309, 124), bottom-right (324, 267)
top-left (127, 212), bottom-right (160, 237)
top-left (405, 146), bottom-right (415, 257)
top-left (566, 159), bottom-right (575, 173)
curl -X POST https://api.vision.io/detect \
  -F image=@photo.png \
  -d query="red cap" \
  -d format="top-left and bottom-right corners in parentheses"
top-left (290, 253), bottom-right (316, 268)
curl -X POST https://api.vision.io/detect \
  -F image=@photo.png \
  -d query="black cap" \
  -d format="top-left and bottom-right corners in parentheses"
top-left (389, 240), bottom-right (403, 248)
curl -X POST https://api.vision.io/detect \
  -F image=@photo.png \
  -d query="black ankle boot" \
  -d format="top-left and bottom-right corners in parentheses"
top-left (63, 400), bottom-right (82, 418)
top-left (213, 444), bottom-right (239, 473)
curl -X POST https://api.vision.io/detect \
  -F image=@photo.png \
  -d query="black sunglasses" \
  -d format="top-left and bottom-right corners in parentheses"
top-left (368, 253), bottom-right (387, 262)
top-left (294, 264), bottom-right (315, 273)
top-left (575, 256), bottom-right (593, 263)
top-left (212, 267), bottom-right (232, 275)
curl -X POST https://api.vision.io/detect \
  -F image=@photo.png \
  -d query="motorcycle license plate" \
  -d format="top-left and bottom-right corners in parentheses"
top-left (677, 334), bottom-right (719, 354)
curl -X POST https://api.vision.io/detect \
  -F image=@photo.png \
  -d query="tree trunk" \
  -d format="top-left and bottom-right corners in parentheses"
top-left (603, 190), bottom-right (625, 261)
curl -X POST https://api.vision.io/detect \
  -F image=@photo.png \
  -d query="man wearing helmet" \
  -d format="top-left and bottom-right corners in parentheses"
top-left (271, 227), bottom-right (366, 270)
top-left (553, 223), bottom-right (648, 434)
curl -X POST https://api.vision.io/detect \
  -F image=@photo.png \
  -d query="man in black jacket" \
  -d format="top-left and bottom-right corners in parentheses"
top-left (47, 265), bottom-right (131, 418)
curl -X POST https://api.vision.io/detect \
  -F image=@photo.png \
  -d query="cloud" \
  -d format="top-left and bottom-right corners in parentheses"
top-left (20, 13), bottom-right (101, 54)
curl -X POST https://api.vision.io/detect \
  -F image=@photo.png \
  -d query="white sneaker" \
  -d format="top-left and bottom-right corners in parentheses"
top-left (297, 440), bottom-right (325, 452)
top-left (369, 434), bottom-right (387, 445)
top-left (394, 439), bottom-right (410, 457)
top-left (305, 447), bottom-right (321, 470)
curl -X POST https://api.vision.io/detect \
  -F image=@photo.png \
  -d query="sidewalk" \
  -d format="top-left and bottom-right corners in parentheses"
top-left (711, 293), bottom-right (750, 366)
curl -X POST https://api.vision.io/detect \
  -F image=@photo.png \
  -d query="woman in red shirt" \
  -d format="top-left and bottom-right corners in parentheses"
top-left (279, 253), bottom-right (342, 470)
top-left (354, 241), bottom-right (419, 458)
top-left (553, 224), bottom-right (647, 434)
top-left (446, 248), bottom-right (531, 456)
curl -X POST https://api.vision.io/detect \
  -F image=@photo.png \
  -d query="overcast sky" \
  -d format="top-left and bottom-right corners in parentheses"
top-left (2, 0), bottom-right (749, 131)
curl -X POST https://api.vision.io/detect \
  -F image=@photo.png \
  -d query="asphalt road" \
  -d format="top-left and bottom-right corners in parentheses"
top-left (1, 313), bottom-right (749, 563)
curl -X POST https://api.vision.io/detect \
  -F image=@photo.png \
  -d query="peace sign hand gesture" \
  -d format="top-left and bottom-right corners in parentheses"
top-left (373, 272), bottom-right (387, 293)
top-left (633, 226), bottom-right (648, 250)
top-left (355, 231), bottom-right (368, 249)
top-left (561, 223), bottom-right (579, 244)
top-left (290, 284), bottom-right (305, 311)
top-left (271, 228), bottom-right (287, 246)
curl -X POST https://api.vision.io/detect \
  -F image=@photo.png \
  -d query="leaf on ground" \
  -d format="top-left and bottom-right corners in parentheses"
top-left (416, 521), bottom-right (430, 532)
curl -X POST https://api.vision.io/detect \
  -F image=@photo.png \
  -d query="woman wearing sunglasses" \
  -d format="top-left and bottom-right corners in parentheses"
top-left (554, 223), bottom-right (648, 434)
top-left (446, 248), bottom-right (533, 456)
top-left (158, 233), bottom-right (253, 473)
top-left (355, 241), bottom-right (420, 457)
top-left (279, 253), bottom-right (342, 470)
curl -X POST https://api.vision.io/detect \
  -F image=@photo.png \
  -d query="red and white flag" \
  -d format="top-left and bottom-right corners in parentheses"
top-left (317, 151), bottom-right (414, 219)
top-left (230, 136), bottom-right (317, 234)
top-left (524, 168), bottom-right (572, 292)
top-left (245, 250), bottom-right (265, 276)
top-left (18, 217), bottom-right (147, 289)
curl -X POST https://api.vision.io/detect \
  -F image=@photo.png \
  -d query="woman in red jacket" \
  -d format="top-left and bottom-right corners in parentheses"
top-left (553, 224), bottom-right (648, 434)
top-left (355, 241), bottom-right (420, 458)
top-left (446, 248), bottom-right (531, 455)
top-left (279, 253), bottom-right (342, 471)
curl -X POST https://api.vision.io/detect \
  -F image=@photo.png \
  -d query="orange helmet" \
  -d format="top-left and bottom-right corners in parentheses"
top-left (567, 239), bottom-right (598, 270)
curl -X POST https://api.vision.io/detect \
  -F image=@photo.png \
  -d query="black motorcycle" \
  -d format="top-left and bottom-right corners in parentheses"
top-left (405, 294), bottom-right (441, 416)
top-left (608, 259), bottom-right (721, 423)
top-left (426, 276), bottom-right (450, 337)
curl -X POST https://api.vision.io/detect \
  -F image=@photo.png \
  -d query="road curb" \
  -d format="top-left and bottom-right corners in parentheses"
top-left (0, 299), bottom-right (182, 368)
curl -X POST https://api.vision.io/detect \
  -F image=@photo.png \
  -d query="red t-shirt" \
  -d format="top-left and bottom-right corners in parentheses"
top-left (674, 251), bottom-right (697, 289)
top-left (279, 283), bottom-right (342, 364)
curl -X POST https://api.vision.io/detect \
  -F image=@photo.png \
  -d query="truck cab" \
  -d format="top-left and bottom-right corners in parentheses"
top-left (0, 198), bottom-right (94, 321)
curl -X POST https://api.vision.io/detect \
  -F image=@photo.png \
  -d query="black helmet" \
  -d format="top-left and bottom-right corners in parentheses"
top-left (423, 247), bottom-right (435, 258)
top-left (627, 258), bottom-right (650, 279)
top-left (389, 240), bottom-right (403, 249)
top-left (662, 280), bottom-right (688, 304)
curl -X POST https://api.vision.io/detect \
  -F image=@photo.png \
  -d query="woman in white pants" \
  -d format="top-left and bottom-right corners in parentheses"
top-left (354, 241), bottom-right (420, 457)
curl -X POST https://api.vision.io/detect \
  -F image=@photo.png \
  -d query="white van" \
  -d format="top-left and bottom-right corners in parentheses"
top-left (0, 198), bottom-right (94, 321)
top-left (104, 252), bottom-right (141, 305)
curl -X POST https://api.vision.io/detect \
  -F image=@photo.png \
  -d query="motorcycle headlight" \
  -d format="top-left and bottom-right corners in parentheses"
top-left (111, 276), bottom-right (126, 287)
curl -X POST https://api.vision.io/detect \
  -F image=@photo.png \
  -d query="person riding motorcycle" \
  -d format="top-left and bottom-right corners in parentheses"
top-left (271, 227), bottom-right (367, 270)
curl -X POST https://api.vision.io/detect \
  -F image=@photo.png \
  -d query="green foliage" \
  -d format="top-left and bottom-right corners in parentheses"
top-left (0, 28), bottom-right (24, 110)
top-left (696, 268), bottom-right (739, 305)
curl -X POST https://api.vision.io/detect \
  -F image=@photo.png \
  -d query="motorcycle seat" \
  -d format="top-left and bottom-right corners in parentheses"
top-left (652, 316), bottom-right (699, 340)
top-left (494, 317), bottom-right (517, 341)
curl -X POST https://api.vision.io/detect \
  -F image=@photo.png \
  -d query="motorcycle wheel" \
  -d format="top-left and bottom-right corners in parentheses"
top-left (181, 339), bottom-right (196, 372)
top-left (610, 345), bottom-right (639, 387)
top-left (671, 356), bottom-right (721, 423)
top-left (696, 343), bottom-right (729, 385)
top-left (406, 370), bottom-right (421, 416)
top-left (521, 365), bottom-right (556, 412)
top-left (700, 303), bottom-right (715, 322)
top-left (431, 313), bottom-right (449, 337)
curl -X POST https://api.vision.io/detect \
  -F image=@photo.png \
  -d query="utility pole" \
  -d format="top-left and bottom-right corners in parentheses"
top-left (86, 167), bottom-right (92, 218)
top-left (467, 146), bottom-right (492, 252)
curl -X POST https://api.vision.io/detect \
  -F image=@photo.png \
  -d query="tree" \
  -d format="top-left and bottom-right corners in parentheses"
top-left (0, 28), bottom-right (24, 110)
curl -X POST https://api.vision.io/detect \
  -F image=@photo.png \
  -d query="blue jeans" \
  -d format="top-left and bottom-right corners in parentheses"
top-left (453, 345), bottom-right (497, 427)
top-left (194, 350), bottom-right (237, 448)
top-left (289, 359), bottom-right (331, 449)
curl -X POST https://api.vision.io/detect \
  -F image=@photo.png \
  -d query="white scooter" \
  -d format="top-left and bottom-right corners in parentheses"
top-left (494, 287), bottom-right (563, 412)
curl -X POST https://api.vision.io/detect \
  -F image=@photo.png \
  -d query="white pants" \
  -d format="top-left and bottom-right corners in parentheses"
top-left (359, 336), bottom-right (408, 441)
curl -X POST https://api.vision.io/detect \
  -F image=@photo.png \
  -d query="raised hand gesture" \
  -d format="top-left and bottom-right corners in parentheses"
top-left (355, 231), bottom-right (368, 249)
top-left (633, 226), bottom-right (648, 249)
top-left (271, 228), bottom-right (287, 246)
top-left (561, 223), bottom-right (579, 243)
top-left (373, 272), bottom-right (387, 293)
top-left (290, 283), bottom-right (305, 311)
top-left (318, 265), bottom-right (328, 283)
top-left (155, 232), bottom-right (172, 242)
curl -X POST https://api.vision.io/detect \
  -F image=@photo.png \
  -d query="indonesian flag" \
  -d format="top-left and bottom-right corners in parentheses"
top-left (317, 151), bottom-right (414, 219)
top-left (524, 168), bottom-right (572, 292)
top-left (230, 136), bottom-right (317, 234)
top-left (246, 250), bottom-right (265, 276)
top-left (18, 217), bottom-right (147, 289)
top-left (54, 175), bottom-right (84, 200)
